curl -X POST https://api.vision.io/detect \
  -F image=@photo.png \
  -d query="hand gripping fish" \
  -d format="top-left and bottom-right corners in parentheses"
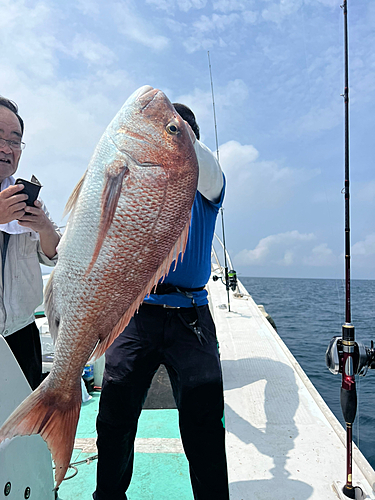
top-left (0, 85), bottom-right (198, 486)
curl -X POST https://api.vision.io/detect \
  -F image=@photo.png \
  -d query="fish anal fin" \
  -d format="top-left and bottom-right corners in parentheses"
top-left (63, 172), bottom-right (86, 218)
top-left (0, 378), bottom-right (81, 488)
top-left (86, 160), bottom-right (129, 275)
top-left (89, 215), bottom-right (191, 361)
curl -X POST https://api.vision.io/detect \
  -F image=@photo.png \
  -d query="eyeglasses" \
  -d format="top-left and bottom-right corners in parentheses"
top-left (0, 138), bottom-right (26, 151)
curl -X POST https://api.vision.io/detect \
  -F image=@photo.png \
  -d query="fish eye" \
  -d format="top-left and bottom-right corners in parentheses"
top-left (166, 123), bottom-right (179, 135)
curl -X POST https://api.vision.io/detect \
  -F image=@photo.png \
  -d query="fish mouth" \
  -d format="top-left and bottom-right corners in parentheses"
top-left (136, 85), bottom-right (160, 110)
top-left (133, 85), bottom-right (154, 100)
top-left (122, 85), bottom-right (158, 112)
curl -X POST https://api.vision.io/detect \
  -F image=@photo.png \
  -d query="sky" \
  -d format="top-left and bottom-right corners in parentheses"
top-left (1, 0), bottom-right (374, 279)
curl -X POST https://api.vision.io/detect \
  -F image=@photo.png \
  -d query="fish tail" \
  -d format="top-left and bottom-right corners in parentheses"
top-left (0, 378), bottom-right (81, 487)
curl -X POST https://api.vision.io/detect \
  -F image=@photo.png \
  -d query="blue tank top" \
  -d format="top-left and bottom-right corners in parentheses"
top-left (144, 175), bottom-right (225, 307)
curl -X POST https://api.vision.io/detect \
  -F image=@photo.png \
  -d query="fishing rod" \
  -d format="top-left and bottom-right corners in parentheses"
top-left (325, 2), bottom-right (375, 498)
top-left (207, 51), bottom-right (237, 312)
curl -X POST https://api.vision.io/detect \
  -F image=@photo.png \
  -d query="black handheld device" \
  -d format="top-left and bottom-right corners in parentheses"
top-left (15, 176), bottom-right (42, 207)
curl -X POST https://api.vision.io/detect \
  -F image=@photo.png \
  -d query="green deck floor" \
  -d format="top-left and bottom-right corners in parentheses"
top-left (57, 393), bottom-right (193, 500)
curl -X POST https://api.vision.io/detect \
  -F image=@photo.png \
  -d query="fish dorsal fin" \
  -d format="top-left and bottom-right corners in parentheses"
top-left (89, 214), bottom-right (191, 361)
top-left (63, 172), bottom-right (86, 218)
top-left (86, 161), bottom-right (129, 275)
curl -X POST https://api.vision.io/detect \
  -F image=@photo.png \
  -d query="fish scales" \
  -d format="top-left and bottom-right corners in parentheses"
top-left (0, 85), bottom-right (198, 486)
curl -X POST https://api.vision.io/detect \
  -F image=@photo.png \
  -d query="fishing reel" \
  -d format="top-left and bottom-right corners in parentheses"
top-left (326, 336), bottom-right (375, 377)
top-left (212, 268), bottom-right (238, 292)
top-left (227, 269), bottom-right (238, 291)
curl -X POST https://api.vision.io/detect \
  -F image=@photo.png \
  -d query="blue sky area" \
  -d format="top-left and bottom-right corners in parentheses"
top-left (1, 0), bottom-right (374, 279)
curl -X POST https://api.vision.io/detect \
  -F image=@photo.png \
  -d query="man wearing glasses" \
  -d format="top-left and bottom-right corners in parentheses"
top-left (0, 97), bottom-right (60, 390)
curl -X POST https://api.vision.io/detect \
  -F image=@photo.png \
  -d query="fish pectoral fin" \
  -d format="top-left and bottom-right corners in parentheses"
top-left (63, 171), bottom-right (87, 218)
top-left (86, 160), bottom-right (130, 275)
top-left (0, 378), bottom-right (81, 488)
top-left (44, 270), bottom-right (60, 344)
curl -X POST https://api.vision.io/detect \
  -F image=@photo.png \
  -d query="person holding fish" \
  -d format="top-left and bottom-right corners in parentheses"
top-left (94, 102), bottom-right (229, 500)
top-left (0, 97), bottom-right (61, 390)
top-left (0, 86), bottom-right (227, 495)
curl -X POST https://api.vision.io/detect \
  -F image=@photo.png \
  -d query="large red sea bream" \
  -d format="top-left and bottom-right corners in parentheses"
top-left (0, 85), bottom-right (198, 486)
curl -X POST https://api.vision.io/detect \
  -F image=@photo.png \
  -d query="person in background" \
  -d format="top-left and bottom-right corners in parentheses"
top-left (93, 103), bottom-right (229, 500)
top-left (0, 96), bottom-right (61, 390)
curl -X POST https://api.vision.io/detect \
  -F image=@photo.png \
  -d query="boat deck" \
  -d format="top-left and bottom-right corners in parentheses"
top-left (209, 277), bottom-right (375, 500)
top-left (57, 396), bottom-right (193, 499)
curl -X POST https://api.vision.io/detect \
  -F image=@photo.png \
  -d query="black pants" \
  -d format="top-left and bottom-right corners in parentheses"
top-left (4, 321), bottom-right (42, 390)
top-left (93, 303), bottom-right (229, 500)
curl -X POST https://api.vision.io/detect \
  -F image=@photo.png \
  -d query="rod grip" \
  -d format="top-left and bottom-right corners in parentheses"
top-left (340, 387), bottom-right (357, 424)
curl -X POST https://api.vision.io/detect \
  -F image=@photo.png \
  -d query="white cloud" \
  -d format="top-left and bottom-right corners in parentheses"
top-left (219, 140), bottom-right (259, 170)
top-left (352, 234), bottom-right (375, 257)
top-left (313, 0), bottom-right (338, 7)
top-left (262, 0), bottom-right (303, 24)
top-left (0, 0), bottom-right (50, 28)
top-left (296, 102), bottom-right (342, 134)
top-left (145, 0), bottom-right (207, 12)
top-left (145, 0), bottom-right (172, 10)
top-left (213, 0), bottom-right (253, 12)
top-left (341, 234), bottom-right (375, 273)
top-left (69, 34), bottom-right (117, 66)
top-left (194, 13), bottom-right (240, 34)
top-left (177, 0), bottom-right (207, 11)
top-left (282, 250), bottom-right (294, 266)
top-left (243, 11), bottom-right (258, 24)
top-left (183, 11), bottom-right (243, 52)
top-left (175, 79), bottom-right (249, 141)
top-left (218, 140), bottom-right (319, 210)
top-left (0, 1), bottom-right (60, 81)
top-left (303, 243), bottom-right (338, 267)
top-left (165, 18), bottom-right (187, 33)
top-left (75, 0), bottom-right (101, 16)
top-left (183, 36), bottom-right (217, 54)
top-left (355, 181), bottom-right (375, 205)
top-left (235, 231), bottom-right (375, 274)
top-left (113, 2), bottom-right (169, 50)
top-left (235, 230), bottom-right (316, 266)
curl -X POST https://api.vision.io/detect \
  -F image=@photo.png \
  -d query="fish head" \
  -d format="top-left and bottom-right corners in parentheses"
top-left (108, 85), bottom-right (198, 176)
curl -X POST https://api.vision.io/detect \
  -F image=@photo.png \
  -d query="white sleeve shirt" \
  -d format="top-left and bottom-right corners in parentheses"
top-left (194, 140), bottom-right (223, 203)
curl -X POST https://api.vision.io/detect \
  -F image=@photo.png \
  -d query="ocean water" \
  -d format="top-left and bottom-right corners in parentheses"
top-left (241, 277), bottom-right (375, 470)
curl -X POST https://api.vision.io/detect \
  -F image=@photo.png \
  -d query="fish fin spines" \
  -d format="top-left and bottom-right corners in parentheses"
top-left (89, 216), bottom-right (191, 361)
top-left (86, 164), bottom-right (129, 276)
top-left (0, 379), bottom-right (81, 488)
top-left (63, 172), bottom-right (86, 218)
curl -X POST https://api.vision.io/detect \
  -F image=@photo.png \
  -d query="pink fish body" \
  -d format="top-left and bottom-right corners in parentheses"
top-left (0, 85), bottom-right (198, 486)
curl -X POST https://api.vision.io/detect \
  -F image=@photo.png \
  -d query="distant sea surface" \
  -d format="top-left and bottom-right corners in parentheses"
top-left (241, 277), bottom-right (375, 470)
